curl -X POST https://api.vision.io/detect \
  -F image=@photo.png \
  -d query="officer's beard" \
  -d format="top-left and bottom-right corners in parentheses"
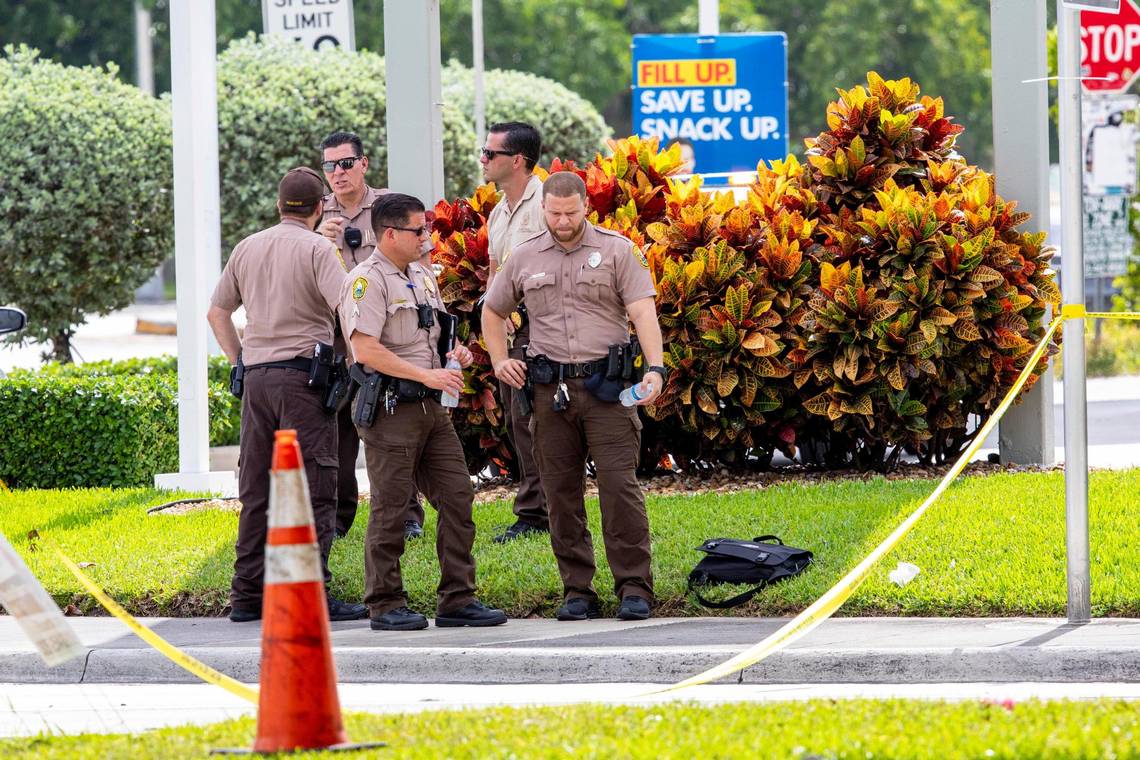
top-left (550, 220), bottom-right (586, 243)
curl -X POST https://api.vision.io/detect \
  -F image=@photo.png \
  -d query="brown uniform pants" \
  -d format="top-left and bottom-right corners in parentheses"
top-left (335, 403), bottom-right (424, 535)
top-left (499, 340), bottom-right (548, 528)
top-left (356, 397), bottom-right (477, 616)
top-left (232, 367), bottom-right (337, 610)
top-left (530, 378), bottom-right (653, 602)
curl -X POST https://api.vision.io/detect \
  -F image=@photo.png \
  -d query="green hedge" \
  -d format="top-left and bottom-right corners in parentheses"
top-left (215, 35), bottom-right (478, 251)
top-left (0, 373), bottom-right (234, 489)
top-left (441, 61), bottom-right (610, 165)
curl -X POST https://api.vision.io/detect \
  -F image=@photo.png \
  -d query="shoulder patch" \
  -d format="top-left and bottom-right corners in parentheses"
top-left (351, 276), bottom-right (368, 301)
top-left (634, 245), bottom-right (649, 268)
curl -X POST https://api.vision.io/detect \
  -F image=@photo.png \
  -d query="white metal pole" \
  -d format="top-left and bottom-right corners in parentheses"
top-left (473, 0), bottom-right (485, 166)
top-left (1056, 0), bottom-right (1091, 624)
top-left (384, 0), bottom-right (445, 204)
top-left (699, 0), bottom-right (719, 35)
top-left (134, 2), bottom-right (154, 96)
top-left (155, 0), bottom-right (234, 496)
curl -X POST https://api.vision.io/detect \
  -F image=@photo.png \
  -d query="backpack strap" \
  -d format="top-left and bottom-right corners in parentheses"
top-left (752, 535), bottom-right (783, 544)
top-left (687, 574), bottom-right (769, 609)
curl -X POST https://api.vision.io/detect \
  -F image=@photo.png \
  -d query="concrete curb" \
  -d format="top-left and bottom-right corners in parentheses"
top-left (4, 615), bottom-right (1140, 685)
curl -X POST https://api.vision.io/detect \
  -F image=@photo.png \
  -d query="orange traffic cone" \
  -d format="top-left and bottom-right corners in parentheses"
top-left (217, 429), bottom-right (382, 755)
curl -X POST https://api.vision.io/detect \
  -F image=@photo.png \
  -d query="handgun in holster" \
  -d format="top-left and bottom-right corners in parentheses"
top-left (349, 363), bottom-right (385, 427)
top-left (517, 372), bottom-right (534, 417)
top-left (308, 342), bottom-right (336, 391)
top-left (229, 354), bottom-right (245, 399)
top-left (321, 354), bottom-right (354, 414)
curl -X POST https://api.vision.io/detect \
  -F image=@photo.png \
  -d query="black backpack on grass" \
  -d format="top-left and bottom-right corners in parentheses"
top-left (687, 535), bottom-right (813, 609)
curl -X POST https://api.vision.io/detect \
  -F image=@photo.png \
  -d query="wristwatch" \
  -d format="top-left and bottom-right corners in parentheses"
top-left (646, 365), bottom-right (669, 381)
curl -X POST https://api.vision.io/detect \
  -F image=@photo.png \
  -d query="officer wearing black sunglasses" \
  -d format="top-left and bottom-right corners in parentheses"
top-left (317, 131), bottom-right (425, 542)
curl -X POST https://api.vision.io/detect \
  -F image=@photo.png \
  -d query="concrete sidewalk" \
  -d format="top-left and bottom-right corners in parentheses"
top-left (2, 617), bottom-right (1137, 686)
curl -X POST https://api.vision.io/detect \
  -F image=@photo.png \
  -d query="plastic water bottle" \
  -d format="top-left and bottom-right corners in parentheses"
top-left (619, 381), bottom-right (647, 407)
top-left (440, 357), bottom-right (462, 408)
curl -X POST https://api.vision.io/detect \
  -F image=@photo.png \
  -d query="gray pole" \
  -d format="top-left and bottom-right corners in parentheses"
top-left (1056, 0), bottom-right (1092, 624)
top-left (473, 0), bottom-right (485, 165)
top-left (134, 2), bottom-right (154, 96)
top-left (384, 0), bottom-right (446, 204)
top-left (991, 0), bottom-right (1056, 467)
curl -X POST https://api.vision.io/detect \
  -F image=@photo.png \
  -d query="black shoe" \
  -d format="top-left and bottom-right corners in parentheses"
top-left (371, 606), bottom-right (429, 631)
top-left (617, 595), bottom-right (651, 621)
top-left (493, 520), bottom-right (548, 544)
top-left (404, 520), bottom-right (424, 540)
top-left (435, 600), bottom-right (508, 627)
top-left (327, 597), bottom-right (368, 621)
top-left (556, 597), bottom-right (600, 621)
top-left (228, 606), bottom-right (261, 623)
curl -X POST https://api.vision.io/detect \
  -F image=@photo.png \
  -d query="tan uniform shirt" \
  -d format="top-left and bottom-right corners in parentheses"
top-left (321, 185), bottom-right (388, 269)
top-left (484, 224), bottom-right (656, 364)
top-left (486, 175), bottom-right (545, 269)
top-left (211, 218), bottom-right (344, 366)
top-left (341, 251), bottom-right (446, 370)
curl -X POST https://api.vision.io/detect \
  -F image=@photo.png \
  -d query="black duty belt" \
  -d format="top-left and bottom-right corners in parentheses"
top-left (246, 357), bottom-right (311, 372)
top-left (555, 359), bottom-right (607, 379)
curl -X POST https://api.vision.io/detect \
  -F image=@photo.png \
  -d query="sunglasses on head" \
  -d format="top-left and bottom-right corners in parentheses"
top-left (321, 156), bottom-right (364, 173)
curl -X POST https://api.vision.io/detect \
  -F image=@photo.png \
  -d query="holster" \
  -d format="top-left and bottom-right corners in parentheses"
top-left (321, 355), bottom-right (353, 414)
top-left (349, 363), bottom-right (385, 428)
top-left (229, 355), bottom-right (245, 399)
top-left (307, 342), bottom-right (336, 391)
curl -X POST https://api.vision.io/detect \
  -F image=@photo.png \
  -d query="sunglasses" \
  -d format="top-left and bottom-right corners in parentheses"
top-left (320, 156), bottom-right (364, 173)
top-left (385, 224), bottom-right (431, 236)
top-left (480, 147), bottom-right (518, 161)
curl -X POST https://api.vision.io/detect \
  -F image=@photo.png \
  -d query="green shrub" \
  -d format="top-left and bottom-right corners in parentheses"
top-left (10, 355), bottom-right (240, 448)
top-left (0, 373), bottom-right (234, 488)
top-left (215, 35), bottom-right (477, 251)
top-left (0, 46), bottom-right (173, 362)
top-left (441, 61), bottom-right (610, 164)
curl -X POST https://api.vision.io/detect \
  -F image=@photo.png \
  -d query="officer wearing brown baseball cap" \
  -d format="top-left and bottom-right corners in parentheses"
top-left (207, 165), bottom-right (368, 624)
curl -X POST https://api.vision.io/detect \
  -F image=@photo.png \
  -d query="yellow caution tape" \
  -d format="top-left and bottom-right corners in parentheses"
top-left (653, 309), bottom-right (1140, 694)
top-left (47, 539), bottom-right (259, 704)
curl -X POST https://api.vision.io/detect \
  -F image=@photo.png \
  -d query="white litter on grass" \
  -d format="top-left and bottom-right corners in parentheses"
top-left (888, 562), bottom-right (921, 587)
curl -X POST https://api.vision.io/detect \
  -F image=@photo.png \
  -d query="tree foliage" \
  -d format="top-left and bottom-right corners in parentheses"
top-left (0, 46), bottom-right (173, 360)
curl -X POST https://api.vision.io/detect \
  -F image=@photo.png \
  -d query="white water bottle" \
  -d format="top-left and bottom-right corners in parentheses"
top-left (440, 357), bottom-right (462, 408)
top-left (619, 381), bottom-right (646, 407)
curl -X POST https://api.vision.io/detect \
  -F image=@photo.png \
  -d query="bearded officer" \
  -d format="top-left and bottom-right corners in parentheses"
top-left (482, 171), bottom-right (666, 622)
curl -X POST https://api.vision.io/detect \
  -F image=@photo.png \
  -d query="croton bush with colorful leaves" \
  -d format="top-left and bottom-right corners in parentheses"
top-left (429, 73), bottom-right (1060, 475)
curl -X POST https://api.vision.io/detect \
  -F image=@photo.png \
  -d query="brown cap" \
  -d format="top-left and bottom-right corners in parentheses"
top-left (278, 166), bottom-right (326, 212)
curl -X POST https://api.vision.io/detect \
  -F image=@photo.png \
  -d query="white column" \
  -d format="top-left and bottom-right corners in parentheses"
top-left (990, 0), bottom-right (1056, 466)
top-left (698, 0), bottom-right (719, 35)
top-left (1056, 0), bottom-right (1091, 624)
top-left (384, 0), bottom-right (445, 204)
top-left (155, 0), bottom-right (235, 496)
top-left (473, 0), bottom-right (486, 156)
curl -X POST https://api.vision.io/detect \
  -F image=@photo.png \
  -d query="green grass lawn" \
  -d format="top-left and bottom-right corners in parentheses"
top-left (1, 468), bottom-right (1138, 618)
top-left (2, 699), bottom-right (1139, 759)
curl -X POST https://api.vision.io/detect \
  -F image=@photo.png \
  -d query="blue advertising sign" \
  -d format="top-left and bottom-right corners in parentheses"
top-left (631, 33), bottom-right (788, 178)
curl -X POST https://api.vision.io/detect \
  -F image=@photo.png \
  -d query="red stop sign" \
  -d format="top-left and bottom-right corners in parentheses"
top-left (1081, 0), bottom-right (1140, 92)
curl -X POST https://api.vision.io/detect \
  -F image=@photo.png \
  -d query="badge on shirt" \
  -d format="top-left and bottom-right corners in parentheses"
top-left (634, 246), bottom-right (649, 269)
top-left (352, 276), bottom-right (368, 301)
top-left (587, 251), bottom-right (602, 269)
top-left (422, 274), bottom-right (436, 294)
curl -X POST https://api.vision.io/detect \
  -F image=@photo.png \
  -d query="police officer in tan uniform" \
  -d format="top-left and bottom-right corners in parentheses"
top-left (481, 122), bottom-right (549, 543)
top-left (207, 166), bottom-right (368, 624)
top-left (317, 131), bottom-right (425, 541)
top-left (483, 172), bottom-right (667, 622)
top-left (343, 193), bottom-right (508, 631)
